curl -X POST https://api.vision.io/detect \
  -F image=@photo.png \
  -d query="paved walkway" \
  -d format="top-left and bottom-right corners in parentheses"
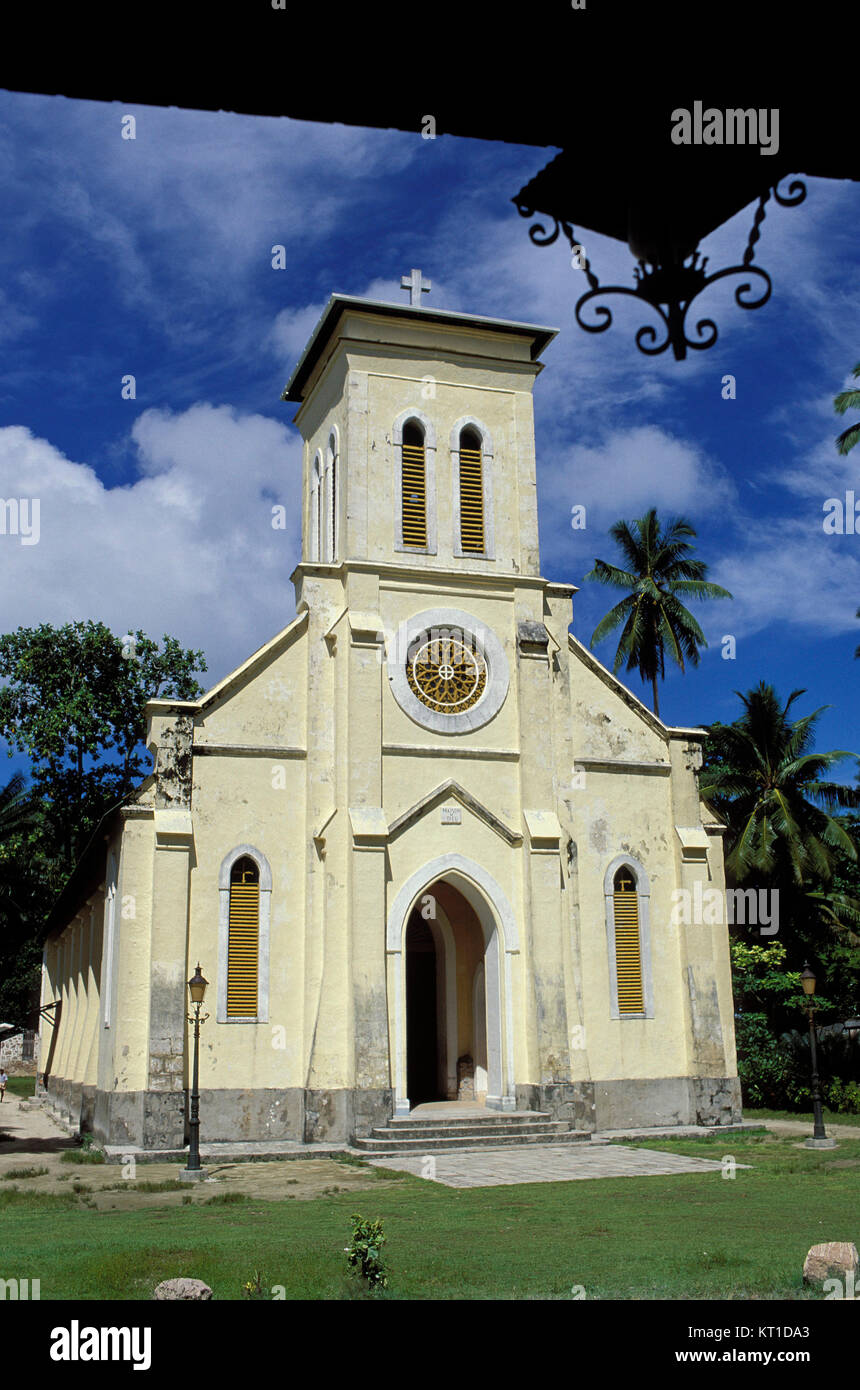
top-left (365, 1143), bottom-right (750, 1188)
top-left (0, 1096), bottom-right (77, 1155)
top-left (761, 1118), bottom-right (860, 1141)
top-left (12, 1097), bottom-right (855, 1191)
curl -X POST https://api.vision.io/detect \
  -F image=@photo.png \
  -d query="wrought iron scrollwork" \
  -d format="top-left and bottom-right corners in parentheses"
top-left (773, 177), bottom-right (806, 207)
top-left (574, 251), bottom-right (772, 360)
top-left (516, 180), bottom-right (806, 360)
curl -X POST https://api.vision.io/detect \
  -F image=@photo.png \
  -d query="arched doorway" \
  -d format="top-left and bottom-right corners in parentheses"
top-left (404, 879), bottom-right (489, 1107)
top-left (405, 914), bottom-right (438, 1105)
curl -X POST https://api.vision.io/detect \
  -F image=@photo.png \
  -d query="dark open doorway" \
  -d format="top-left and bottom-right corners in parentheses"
top-left (405, 910), bottom-right (440, 1105)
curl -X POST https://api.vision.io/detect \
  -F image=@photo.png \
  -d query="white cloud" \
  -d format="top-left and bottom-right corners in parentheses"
top-left (0, 407), bottom-right (303, 685)
top-left (539, 424), bottom-right (736, 525)
top-left (707, 520), bottom-right (860, 641)
top-left (268, 301), bottom-right (328, 367)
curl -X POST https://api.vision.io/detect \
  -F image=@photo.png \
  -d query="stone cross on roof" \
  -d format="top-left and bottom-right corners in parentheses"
top-left (401, 268), bottom-right (431, 306)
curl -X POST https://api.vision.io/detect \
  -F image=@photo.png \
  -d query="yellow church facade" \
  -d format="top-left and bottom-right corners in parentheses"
top-left (39, 288), bottom-right (741, 1148)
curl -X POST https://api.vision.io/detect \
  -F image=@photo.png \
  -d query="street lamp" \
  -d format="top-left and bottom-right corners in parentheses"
top-left (180, 964), bottom-right (209, 1182)
top-left (842, 1012), bottom-right (860, 1044)
top-left (800, 964), bottom-right (836, 1150)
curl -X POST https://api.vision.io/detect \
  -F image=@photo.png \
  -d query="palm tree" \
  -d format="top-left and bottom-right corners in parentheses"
top-left (700, 683), bottom-right (860, 890)
top-left (833, 364), bottom-right (860, 662)
top-left (834, 361), bottom-right (860, 456)
top-left (584, 508), bottom-right (732, 717)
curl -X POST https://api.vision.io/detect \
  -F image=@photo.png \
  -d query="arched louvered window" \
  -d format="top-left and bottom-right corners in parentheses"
top-left (458, 426), bottom-right (485, 553)
top-left (311, 453), bottom-right (322, 562)
top-left (227, 857), bottom-right (259, 1018)
top-left (612, 867), bottom-right (644, 1014)
top-left (327, 432), bottom-right (338, 562)
top-left (401, 420), bottom-right (427, 547)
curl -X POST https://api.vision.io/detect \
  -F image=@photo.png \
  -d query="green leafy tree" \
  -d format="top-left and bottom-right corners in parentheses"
top-left (584, 508), bottom-right (732, 717)
top-left (730, 941), bottom-right (810, 1108)
top-left (0, 622), bottom-right (207, 1024)
top-left (0, 622), bottom-right (207, 868)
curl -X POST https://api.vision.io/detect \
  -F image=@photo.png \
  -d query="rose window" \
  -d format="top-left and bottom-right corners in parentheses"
top-left (406, 632), bottom-right (488, 714)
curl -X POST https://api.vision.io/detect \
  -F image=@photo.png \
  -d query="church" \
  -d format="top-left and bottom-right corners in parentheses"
top-left (39, 277), bottom-right (741, 1149)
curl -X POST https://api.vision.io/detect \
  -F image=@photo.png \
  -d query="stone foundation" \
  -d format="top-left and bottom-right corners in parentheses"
top-left (52, 1077), bottom-right (741, 1148)
top-left (82, 1086), bottom-right (394, 1148)
top-left (593, 1075), bottom-right (743, 1130)
top-left (44, 1077), bottom-right (84, 1129)
top-left (516, 1082), bottom-right (596, 1130)
top-left (691, 1075), bottom-right (743, 1127)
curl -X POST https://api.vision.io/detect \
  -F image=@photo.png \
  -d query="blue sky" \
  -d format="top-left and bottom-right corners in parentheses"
top-left (1, 90), bottom-right (858, 783)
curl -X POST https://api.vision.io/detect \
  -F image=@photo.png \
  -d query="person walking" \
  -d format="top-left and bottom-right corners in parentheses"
top-left (0, 1069), bottom-right (7, 1101)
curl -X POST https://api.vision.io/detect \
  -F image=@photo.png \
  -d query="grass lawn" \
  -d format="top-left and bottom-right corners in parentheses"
top-left (1, 1128), bottom-right (858, 1299)
top-left (2, 1075), bottom-right (35, 1101)
top-left (744, 1106), bottom-right (860, 1127)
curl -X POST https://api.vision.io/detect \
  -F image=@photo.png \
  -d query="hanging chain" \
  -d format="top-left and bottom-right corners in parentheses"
top-left (743, 191), bottom-right (770, 267)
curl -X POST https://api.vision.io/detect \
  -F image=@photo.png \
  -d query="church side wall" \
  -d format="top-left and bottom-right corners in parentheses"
top-left (93, 816), bottom-right (156, 1146)
top-left (42, 895), bottom-right (105, 1133)
top-left (76, 903), bottom-right (103, 1130)
top-left (172, 628), bottom-right (310, 1142)
top-left (41, 920), bottom-right (76, 1123)
top-left (184, 751), bottom-right (308, 1140)
top-left (575, 766), bottom-right (693, 1084)
top-left (567, 650), bottom-right (741, 1128)
top-left (668, 738), bottom-right (741, 1122)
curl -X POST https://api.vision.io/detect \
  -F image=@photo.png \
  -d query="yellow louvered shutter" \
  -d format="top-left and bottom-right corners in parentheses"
top-left (401, 440), bottom-right (427, 546)
top-left (227, 859), bottom-right (259, 1017)
top-left (613, 874), bottom-right (644, 1014)
top-left (459, 444), bottom-right (485, 552)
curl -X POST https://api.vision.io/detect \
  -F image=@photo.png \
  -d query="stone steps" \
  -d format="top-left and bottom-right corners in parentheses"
top-left (352, 1109), bottom-right (591, 1154)
top-left (385, 1109), bottom-right (552, 1130)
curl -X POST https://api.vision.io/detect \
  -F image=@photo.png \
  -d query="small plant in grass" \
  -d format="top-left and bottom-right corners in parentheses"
top-left (181, 1194), bottom-right (192, 1205)
top-left (241, 1270), bottom-right (272, 1301)
top-left (2, 1166), bottom-right (49, 1180)
top-left (204, 1191), bottom-right (251, 1206)
top-left (61, 1147), bottom-right (105, 1165)
top-left (345, 1213), bottom-right (389, 1293)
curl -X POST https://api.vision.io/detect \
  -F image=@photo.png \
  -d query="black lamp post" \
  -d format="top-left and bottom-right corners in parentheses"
top-left (842, 1011), bottom-right (860, 1045)
top-left (800, 964), bottom-right (836, 1149)
top-left (180, 964), bottom-right (209, 1181)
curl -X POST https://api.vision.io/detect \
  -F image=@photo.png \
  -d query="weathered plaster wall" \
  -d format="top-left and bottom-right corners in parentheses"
top-left (44, 298), bottom-right (739, 1146)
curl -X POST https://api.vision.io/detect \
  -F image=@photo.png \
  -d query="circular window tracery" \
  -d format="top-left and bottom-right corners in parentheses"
top-left (388, 607), bottom-right (509, 734)
top-left (406, 632), bottom-right (488, 713)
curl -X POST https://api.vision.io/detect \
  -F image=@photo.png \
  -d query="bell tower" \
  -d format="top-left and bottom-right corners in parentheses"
top-left (281, 275), bottom-right (557, 589)
top-left (279, 280), bottom-right (574, 1136)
